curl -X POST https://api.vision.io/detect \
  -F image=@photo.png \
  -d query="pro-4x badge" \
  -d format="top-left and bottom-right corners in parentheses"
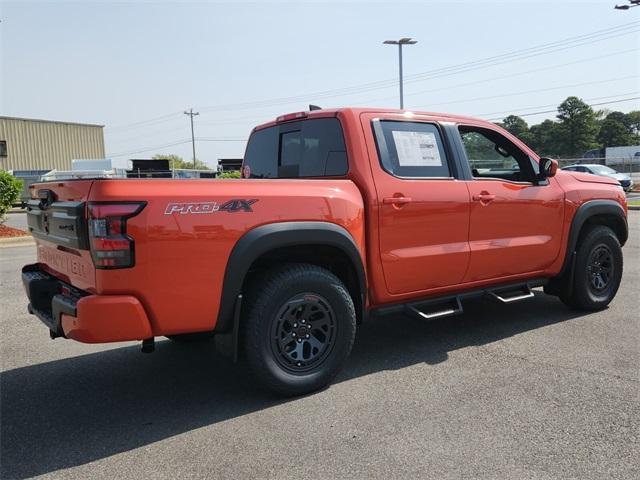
top-left (165, 199), bottom-right (258, 215)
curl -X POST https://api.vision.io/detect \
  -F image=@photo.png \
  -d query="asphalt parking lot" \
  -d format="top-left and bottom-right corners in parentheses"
top-left (1, 213), bottom-right (638, 480)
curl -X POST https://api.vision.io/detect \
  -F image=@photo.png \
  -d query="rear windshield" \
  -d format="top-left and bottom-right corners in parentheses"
top-left (243, 118), bottom-right (348, 178)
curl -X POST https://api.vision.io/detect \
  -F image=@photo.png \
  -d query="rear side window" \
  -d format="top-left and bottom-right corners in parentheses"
top-left (243, 118), bottom-right (348, 178)
top-left (242, 127), bottom-right (278, 178)
top-left (373, 120), bottom-right (451, 178)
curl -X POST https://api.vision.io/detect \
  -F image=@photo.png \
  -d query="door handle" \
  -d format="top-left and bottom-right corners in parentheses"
top-left (383, 196), bottom-right (412, 205)
top-left (472, 192), bottom-right (496, 202)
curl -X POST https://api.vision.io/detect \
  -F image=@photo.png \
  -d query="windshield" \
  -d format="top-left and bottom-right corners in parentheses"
top-left (589, 165), bottom-right (617, 175)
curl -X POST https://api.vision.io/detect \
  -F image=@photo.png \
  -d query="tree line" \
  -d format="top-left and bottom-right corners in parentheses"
top-left (498, 96), bottom-right (640, 158)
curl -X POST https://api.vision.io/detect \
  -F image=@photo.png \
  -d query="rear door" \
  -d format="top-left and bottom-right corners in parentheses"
top-left (26, 181), bottom-right (96, 292)
top-left (455, 124), bottom-right (565, 282)
top-left (362, 114), bottom-right (471, 295)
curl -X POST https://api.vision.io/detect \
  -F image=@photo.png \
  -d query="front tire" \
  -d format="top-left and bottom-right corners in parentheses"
top-left (243, 264), bottom-right (356, 396)
top-left (560, 225), bottom-right (623, 311)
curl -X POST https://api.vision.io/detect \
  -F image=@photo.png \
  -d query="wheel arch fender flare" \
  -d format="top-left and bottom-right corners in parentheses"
top-left (558, 199), bottom-right (627, 278)
top-left (215, 221), bottom-right (367, 333)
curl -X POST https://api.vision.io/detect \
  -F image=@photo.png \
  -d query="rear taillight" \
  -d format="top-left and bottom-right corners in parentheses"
top-left (88, 202), bottom-right (146, 269)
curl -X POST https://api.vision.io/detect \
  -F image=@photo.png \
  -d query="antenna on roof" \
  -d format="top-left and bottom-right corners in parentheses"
top-left (309, 104), bottom-right (322, 111)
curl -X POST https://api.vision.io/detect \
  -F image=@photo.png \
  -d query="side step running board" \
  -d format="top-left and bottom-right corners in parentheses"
top-left (370, 279), bottom-right (548, 321)
top-left (487, 284), bottom-right (534, 304)
top-left (404, 297), bottom-right (463, 321)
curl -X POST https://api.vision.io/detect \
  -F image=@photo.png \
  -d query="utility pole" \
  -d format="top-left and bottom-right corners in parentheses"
top-left (383, 38), bottom-right (417, 109)
top-left (184, 108), bottom-right (200, 168)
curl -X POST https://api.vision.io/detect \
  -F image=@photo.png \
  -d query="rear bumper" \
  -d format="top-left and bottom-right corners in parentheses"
top-left (22, 264), bottom-right (153, 343)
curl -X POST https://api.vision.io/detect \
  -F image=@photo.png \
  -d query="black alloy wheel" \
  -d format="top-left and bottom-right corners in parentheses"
top-left (270, 293), bottom-right (336, 373)
top-left (586, 244), bottom-right (614, 294)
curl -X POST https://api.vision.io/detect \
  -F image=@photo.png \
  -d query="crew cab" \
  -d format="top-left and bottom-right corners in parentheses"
top-left (22, 108), bottom-right (628, 395)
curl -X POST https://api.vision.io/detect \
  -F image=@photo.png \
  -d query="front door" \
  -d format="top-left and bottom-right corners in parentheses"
top-left (365, 115), bottom-right (471, 295)
top-left (456, 124), bottom-right (565, 283)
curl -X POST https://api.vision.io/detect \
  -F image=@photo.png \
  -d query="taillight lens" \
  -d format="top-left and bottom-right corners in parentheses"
top-left (88, 202), bottom-right (146, 269)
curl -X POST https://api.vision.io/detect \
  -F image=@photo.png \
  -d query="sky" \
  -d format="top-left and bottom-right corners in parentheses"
top-left (1, 0), bottom-right (639, 168)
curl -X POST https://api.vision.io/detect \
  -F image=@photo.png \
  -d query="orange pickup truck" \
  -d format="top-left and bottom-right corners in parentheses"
top-left (22, 107), bottom-right (628, 395)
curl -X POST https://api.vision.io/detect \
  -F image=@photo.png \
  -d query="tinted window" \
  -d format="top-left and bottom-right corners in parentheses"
top-left (242, 127), bottom-right (278, 178)
top-left (459, 126), bottom-right (536, 182)
top-left (373, 121), bottom-right (451, 178)
top-left (242, 118), bottom-right (348, 178)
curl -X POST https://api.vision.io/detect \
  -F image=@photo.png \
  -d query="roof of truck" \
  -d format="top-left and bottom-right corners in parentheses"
top-left (253, 107), bottom-right (489, 131)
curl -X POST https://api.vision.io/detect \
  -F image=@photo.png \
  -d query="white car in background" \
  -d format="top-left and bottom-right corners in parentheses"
top-left (562, 164), bottom-right (634, 192)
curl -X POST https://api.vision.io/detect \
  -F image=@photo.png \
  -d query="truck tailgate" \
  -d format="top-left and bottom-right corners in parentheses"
top-left (26, 180), bottom-right (97, 292)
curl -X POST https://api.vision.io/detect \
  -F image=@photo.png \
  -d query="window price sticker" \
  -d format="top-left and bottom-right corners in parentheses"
top-left (392, 130), bottom-right (442, 167)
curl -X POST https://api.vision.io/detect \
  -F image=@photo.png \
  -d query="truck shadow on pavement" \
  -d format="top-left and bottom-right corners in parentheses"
top-left (1, 292), bottom-right (588, 479)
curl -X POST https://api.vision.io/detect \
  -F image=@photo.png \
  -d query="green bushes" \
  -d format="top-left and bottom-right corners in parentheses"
top-left (0, 171), bottom-right (22, 223)
top-left (218, 170), bottom-right (241, 179)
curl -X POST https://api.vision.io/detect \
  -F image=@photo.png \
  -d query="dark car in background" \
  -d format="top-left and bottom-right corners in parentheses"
top-left (562, 164), bottom-right (634, 192)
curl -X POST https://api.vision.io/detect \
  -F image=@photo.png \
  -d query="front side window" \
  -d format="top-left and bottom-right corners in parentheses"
top-left (242, 118), bottom-right (348, 178)
top-left (458, 126), bottom-right (536, 182)
top-left (373, 121), bottom-right (451, 178)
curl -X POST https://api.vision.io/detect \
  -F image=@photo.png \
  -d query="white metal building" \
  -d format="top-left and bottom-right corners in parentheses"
top-left (0, 116), bottom-right (105, 171)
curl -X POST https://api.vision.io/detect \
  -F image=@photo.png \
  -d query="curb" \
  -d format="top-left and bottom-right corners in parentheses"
top-left (0, 236), bottom-right (35, 247)
top-left (629, 205), bottom-right (640, 211)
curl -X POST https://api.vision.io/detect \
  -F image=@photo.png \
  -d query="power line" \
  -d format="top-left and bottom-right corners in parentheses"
top-left (105, 123), bottom-right (191, 144)
top-left (107, 85), bottom-right (638, 157)
top-left (485, 96), bottom-right (640, 121)
top-left (414, 74), bottom-right (639, 109)
top-left (107, 46), bottom-right (636, 140)
top-left (106, 95), bottom-right (639, 158)
top-left (104, 21), bottom-right (640, 130)
top-left (196, 23), bottom-right (640, 112)
top-left (358, 47), bottom-right (638, 105)
top-left (401, 23), bottom-right (640, 85)
top-left (106, 137), bottom-right (246, 158)
top-left (106, 139), bottom-right (193, 158)
top-left (475, 91), bottom-right (640, 117)
top-left (105, 111), bottom-right (183, 132)
top-left (175, 48), bottom-right (639, 131)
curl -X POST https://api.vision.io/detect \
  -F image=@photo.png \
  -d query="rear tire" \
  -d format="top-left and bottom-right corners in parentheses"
top-left (242, 263), bottom-right (356, 396)
top-left (559, 225), bottom-right (623, 311)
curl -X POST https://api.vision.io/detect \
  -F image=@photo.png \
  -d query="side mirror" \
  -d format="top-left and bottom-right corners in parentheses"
top-left (538, 157), bottom-right (558, 179)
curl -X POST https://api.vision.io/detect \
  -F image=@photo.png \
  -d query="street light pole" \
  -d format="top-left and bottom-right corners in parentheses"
top-left (383, 37), bottom-right (417, 109)
top-left (184, 108), bottom-right (200, 169)
top-left (614, 0), bottom-right (640, 9)
top-left (398, 43), bottom-right (404, 109)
